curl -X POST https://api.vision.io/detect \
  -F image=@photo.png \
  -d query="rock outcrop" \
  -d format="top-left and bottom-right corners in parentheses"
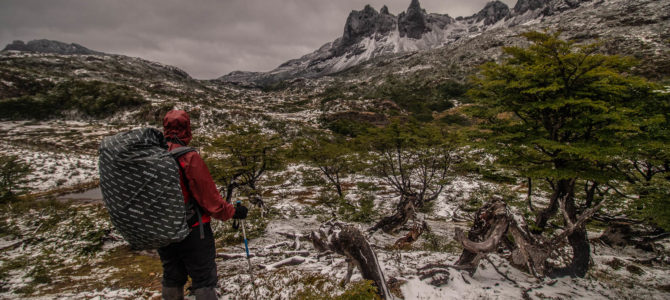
top-left (398, 0), bottom-right (430, 39)
top-left (474, 1), bottom-right (510, 25)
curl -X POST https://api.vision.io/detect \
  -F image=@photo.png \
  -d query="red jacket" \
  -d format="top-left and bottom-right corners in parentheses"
top-left (163, 110), bottom-right (235, 224)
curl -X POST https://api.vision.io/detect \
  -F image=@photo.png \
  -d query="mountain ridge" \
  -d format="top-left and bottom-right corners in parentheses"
top-left (217, 0), bottom-right (593, 86)
top-left (2, 39), bottom-right (104, 56)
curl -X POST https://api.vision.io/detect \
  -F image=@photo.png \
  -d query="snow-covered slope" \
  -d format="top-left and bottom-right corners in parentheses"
top-left (218, 0), bottom-right (599, 85)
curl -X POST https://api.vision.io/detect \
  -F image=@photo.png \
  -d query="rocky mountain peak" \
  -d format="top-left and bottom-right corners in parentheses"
top-left (380, 5), bottom-right (390, 15)
top-left (219, 0), bottom-right (607, 86)
top-left (474, 1), bottom-right (510, 25)
top-left (342, 4), bottom-right (395, 46)
top-left (2, 39), bottom-right (102, 55)
top-left (513, 0), bottom-right (549, 15)
top-left (398, 0), bottom-right (430, 39)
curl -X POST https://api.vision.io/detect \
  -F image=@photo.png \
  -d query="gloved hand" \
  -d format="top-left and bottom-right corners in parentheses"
top-left (232, 202), bottom-right (248, 220)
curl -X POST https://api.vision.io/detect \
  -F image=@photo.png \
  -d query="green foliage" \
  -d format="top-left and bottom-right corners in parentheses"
top-left (294, 279), bottom-right (380, 300)
top-left (421, 231), bottom-right (463, 253)
top-left (206, 125), bottom-right (285, 201)
top-left (466, 31), bottom-right (660, 210)
top-left (319, 83), bottom-right (348, 103)
top-left (136, 101), bottom-right (175, 126)
top-left (0, 154), bottom-right (33, 202)
top-left (324, 118), bottom-right (373, 138)
top-left (631, 177), bottom-right (670, 231)
top-left (342, 193), bottom-right (376, 223)
top-left (334, 280), bottom-right (380, 300)
top-left (366, 76), bottom-right (465, 121)
top-left (0, 80), bottom-right (146, 119)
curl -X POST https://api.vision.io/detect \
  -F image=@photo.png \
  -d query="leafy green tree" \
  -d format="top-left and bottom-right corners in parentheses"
top-left (466, 31), bottom-right (660, 277)
top-left (619, 86), bottom-right (670, 230)
top-left (0, 154), bottom-right (33, 202)
top-left (205, 125), bottom-right (284, 204)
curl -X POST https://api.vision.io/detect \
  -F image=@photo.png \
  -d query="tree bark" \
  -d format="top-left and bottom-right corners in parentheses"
top-left (534, 179), bottom-right (574, 231)
top-left (552, 192), bottom-right (590, 277)
top-left (311, 221), bottom-right (393, 300)
top-left (419, 195), bottom-right (604, 285)
top-left (393, 220), bottom-right (429, 249)
top-left (369, 194), bottom-right (416, 234)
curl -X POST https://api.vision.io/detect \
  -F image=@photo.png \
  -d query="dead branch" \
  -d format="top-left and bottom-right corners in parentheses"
top-left (393, 220), bottom-right (429, 249)
top-left (550, 198), bottom-right (607, 245)
top-left (259, 256), bottom-right (311, 270)
top-left (217, 253), bottom-right (256, 259)
top-left (484, 257), bottom-right (518, 285)
top-left (216, 250), bottom-right (310, 260)
top-left (455, 220), bottom-right (508, 253)
top-left (263, 241), bottom-right (291, 251)
top-left (0, 240), bottom-right (23, 251)
top-left (276, 231), bottom-right (311, 240)
top-left (311, 220), bottom-right (394, 300)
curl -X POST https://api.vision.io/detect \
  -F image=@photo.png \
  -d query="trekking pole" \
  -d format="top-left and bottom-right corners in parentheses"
top-left (240, 218), bottom-right (258, 299)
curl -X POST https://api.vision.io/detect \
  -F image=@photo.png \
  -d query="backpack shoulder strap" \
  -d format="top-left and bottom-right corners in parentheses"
top-left (169, 146), bottom-right (204, 239)
top-left (169, 146), bottom-right (196, 159)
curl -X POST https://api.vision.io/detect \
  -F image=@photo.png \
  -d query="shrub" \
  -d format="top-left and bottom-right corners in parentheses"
top-left (0, 80), bottom-right (147, 119)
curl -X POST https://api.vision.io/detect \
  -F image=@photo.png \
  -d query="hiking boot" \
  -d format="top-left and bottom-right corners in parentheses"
top-left (192, 287), bottom-right (218, 300)
top-left (162, 285), bottom-right (184, 300)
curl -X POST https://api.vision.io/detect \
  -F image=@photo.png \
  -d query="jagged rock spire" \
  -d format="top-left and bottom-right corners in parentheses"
top-left (342, 4), bottom-right (395, 46)
top-left (398, 0), bottom-right (430, 39)
top-left (409, 0), bottom-right (421, 10)
top-left (474, 1), bottom-right (510, 25)
top-left (380, 5), bottom-right (390, 15)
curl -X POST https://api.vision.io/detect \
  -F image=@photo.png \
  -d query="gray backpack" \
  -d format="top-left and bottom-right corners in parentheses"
top-left (98, 128), bottom-right (201, 249)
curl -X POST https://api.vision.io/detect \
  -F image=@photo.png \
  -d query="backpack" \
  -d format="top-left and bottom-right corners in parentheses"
top-left (98, 127), bottom-right (200, 249)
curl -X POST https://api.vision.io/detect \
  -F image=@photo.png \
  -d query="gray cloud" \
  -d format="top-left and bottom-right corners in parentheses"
top-left (0, 0), bottom-right (516, 79)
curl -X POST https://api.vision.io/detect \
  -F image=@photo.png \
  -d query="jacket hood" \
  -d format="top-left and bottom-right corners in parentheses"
top-left (163, 110), bottom-right (192, 146)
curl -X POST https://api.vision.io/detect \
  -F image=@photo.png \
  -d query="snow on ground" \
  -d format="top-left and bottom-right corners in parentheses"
top-left (0, 143), bottom-right (98, 191)
top-left (1, 118), bottom-right (669, 299)
top-left (1, 159), bottom-right (670, 299)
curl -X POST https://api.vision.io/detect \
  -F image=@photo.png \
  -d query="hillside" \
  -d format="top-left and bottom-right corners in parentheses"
top-left (1, 0), bottom-right (669, 299)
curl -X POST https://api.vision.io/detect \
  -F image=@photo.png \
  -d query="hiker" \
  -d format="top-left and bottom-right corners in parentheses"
top-left (160, 109), bottom-right (248, 300)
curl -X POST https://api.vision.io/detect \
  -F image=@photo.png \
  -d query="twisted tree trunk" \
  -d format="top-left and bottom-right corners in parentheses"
top-left (420, 196), bottom-right (606, 284)
top-left (311, 221), bottom-right (393, 299)
top-left (369, 194), bottom-right (417, 234)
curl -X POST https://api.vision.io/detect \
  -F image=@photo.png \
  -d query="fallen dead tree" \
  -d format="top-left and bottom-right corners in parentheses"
top-left (216, 250), bottom-right (310, 260)
top-left (393, 220), bottom-right (429, 249)
top-left (597, 221), bottom-right (670, 252)
top-left (259, 256), bottom-right (313, 270)
top-left (311, 220), bottom-right (394, 300)
top-left (420, 196), bottom-right (607, 284)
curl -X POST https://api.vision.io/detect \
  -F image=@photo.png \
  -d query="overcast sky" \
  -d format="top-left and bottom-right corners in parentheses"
top-left (0, 0), bottom-right (516, 79)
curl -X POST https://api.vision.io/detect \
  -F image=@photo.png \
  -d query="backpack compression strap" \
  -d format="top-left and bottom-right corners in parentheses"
top-left (169, 147), bottom-right (206, 239)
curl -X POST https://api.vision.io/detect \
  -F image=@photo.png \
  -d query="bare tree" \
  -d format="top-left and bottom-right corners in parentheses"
top-left (365, 120), bottom-right (458, 233)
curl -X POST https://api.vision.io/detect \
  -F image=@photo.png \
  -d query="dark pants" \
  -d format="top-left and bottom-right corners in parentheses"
top-left (158, 223), bottom-right (218, 289)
